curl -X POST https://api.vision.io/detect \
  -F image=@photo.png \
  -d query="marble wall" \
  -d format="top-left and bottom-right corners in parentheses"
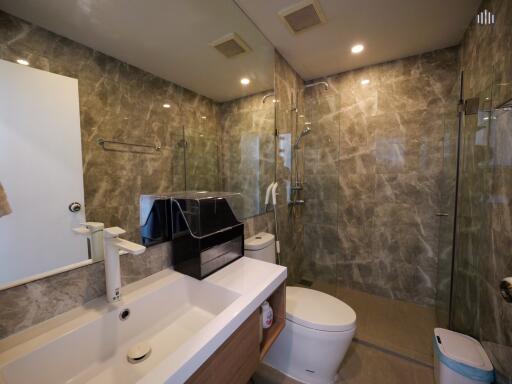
top-left (0, 10), bottom-right (223, 339)
top-left (0, 242), bottom-right (171, 339)
top-left (0, 11), bottom-right (220, 242)
top-left (0, 10), bottom-right (273, 340)
top-left (451, 0), bottom-right (512, 381)
top-left (274, 52), bottom-right (305, 283)
top-left (220, 90), bottom-right (275, 219)
top-left (301, 48), bottom-right (460, 306)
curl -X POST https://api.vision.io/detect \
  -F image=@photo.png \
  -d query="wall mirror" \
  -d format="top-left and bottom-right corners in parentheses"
top-left (0, 0), bottom-right (275, 289)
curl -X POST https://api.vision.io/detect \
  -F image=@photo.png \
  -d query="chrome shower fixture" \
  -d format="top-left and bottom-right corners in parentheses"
top-left (294, 126), bottom-right (312, 149)
top-left (304, 81), bottom-right (329, 91)
top-left (262, 92), bottom-right (276, 104)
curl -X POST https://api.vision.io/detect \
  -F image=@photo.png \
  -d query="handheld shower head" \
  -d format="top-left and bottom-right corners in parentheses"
top-left (294, 126), bottom-right (312, 149)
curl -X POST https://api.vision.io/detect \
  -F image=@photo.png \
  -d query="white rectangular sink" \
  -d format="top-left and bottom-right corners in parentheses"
top-left (0, 257), bottom-right (286, 384)
top-left (0, 273), bottom-right (239, 384)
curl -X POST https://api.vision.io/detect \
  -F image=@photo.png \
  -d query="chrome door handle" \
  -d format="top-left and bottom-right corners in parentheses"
top-left (436, 212), bottom-right (449, 217)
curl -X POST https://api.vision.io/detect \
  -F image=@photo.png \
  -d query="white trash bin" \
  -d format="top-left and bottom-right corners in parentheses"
top-left (434, 328), bottom-right (494, 384)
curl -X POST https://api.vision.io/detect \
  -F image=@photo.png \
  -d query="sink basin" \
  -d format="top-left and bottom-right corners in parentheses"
top-left (0, 272), bottom-right (239, 384)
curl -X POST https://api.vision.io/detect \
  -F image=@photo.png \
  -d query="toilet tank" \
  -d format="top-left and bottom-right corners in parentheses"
top-left (244, 232), bottom-right (275, 264)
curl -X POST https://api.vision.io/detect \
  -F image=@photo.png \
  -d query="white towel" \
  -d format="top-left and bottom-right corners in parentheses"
top-left (0, 182), bottom-right (12, 218)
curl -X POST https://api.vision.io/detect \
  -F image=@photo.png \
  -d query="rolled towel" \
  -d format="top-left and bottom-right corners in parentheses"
top-left (0, 182), bottom-right (12, 218)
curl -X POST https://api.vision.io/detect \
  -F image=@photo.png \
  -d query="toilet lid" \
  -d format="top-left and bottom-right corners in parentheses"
top-left (285, 287), bottom-right (356, 332)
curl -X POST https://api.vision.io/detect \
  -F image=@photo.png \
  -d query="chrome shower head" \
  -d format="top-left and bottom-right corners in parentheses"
top-left (303, 81), bottom-right (329, 91)
top-left (294, 126), bottom-right (312, 149)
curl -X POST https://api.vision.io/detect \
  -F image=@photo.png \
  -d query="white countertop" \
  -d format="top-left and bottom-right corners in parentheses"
top-left (144, 257), bottom-right (287, 383)
top-left (0, 257), bottom-right (287, 384)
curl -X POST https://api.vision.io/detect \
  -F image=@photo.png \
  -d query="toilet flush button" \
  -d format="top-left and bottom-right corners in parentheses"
top-left (127, 341), bottom-right (152, 364)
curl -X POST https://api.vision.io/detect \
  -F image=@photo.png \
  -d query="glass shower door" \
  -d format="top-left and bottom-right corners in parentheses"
top-left (300, 91), bottom-right (340, 295)
top-left (435, 108), bottom-right (460, 328)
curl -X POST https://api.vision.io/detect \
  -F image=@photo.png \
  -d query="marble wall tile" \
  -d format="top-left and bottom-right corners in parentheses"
top-left (0, 10), bottom-right (221, 243)
top-left (303, 47), bottom-right (460, 306)
top-left (0, 11), bottom-right (189, 338)
top-left (0, 10), bottom-right (274, 340)
top-left (0, 242), bottom-right (171, 339)
top-left (220, 90), bottom-right (275, 219)
top-left (274, 51), bottom-right (305, 284)
top-left (450, 0), bottom-right (512, 379)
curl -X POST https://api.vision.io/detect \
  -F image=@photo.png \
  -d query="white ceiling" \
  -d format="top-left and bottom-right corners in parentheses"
top-left (0, 0), bottom-right (275, 102)
top-left (0, 0), bottom-right (482, 99)
top-left (236, 0), bottom-right (481, 80)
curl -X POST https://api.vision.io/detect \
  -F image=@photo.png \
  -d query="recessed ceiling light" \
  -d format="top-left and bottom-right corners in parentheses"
top-left (201, 116), bottom-right (207, 119)
top-left (361, 79), bottom-right (370, 85)
top-left (351, 44), bottom-right (364, 54)
top-left (240, 78), bottom-right (250, 85)
top-left (16, 59), bottom-right (29, 65)
top-left (162, 103), bottom-right (171, 108)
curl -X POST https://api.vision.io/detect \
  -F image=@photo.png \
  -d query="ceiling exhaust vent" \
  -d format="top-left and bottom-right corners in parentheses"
top-left (279, 0), bottom-right (326, 34)
top-left (210, 33), bottom-right (251, 58)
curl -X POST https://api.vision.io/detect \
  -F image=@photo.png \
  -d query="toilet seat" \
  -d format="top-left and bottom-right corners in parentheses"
top-left (285, 287), bottom-right (356, 332)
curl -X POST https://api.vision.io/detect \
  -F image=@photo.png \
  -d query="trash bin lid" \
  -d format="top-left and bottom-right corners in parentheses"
top-left (434, 328), bottom-right (494, 382)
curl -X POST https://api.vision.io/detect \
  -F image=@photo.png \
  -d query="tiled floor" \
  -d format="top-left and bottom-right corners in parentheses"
top-left (253, 340), bottom-right (434, 384)
top-left (253, 282), bottom-right (437, 384)
top-left (335, 286), bottom-right (436, 366)
top-left (309, 281), bottom-right (436, 366)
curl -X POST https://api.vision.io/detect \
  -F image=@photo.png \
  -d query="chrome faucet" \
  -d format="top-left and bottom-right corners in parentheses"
top-left (103, 227), bottom-right (145, 303)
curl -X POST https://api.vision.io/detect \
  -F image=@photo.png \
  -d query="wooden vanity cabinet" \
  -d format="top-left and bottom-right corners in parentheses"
top-left (186, 282), bottom-right (286, 384)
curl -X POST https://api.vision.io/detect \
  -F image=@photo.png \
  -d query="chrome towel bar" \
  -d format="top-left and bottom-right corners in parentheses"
top-left (97, 138), bottom-right (161, 152)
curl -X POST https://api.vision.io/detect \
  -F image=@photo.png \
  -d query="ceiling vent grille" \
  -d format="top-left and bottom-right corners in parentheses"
top-left (210, 33), bottom-right (251, 58)
top-left (279, 0), bottom-right (326, 34)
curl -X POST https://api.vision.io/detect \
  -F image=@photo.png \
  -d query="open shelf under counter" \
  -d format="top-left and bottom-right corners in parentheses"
top-left (260, 281), bottom-right (286, 360)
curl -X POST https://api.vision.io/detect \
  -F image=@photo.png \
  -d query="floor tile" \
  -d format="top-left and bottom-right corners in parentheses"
top-left (335, 286), bottom-right (436, 366)
top-left (338, 341), bottom-right (434, 384)
top-left (252, 341), bottom-right (434, 384)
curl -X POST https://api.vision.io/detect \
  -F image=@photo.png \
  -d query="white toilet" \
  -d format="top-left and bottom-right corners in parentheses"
top-left (245, 233), bottom-right (356, 384)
